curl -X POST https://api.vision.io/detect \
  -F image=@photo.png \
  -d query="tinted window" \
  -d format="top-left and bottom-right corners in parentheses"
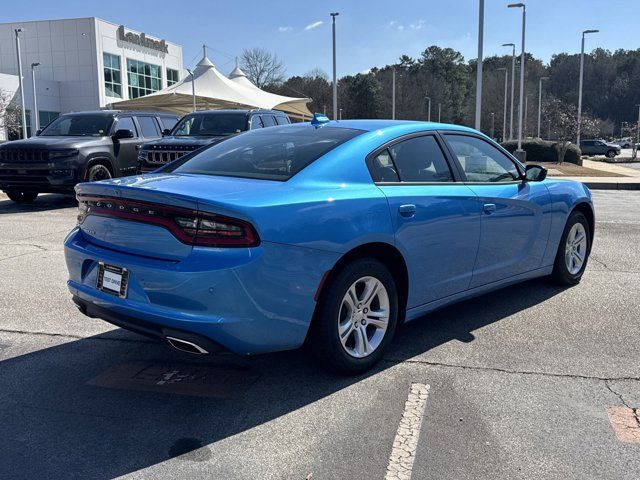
top-left (275, 115), bottom-right (290, 125)
top-left (172, 113), bottom-right (247, 136)
top-left (136, 116), bottom-right (160, 137)
top-left (370, 149), bottom-right (399, 182)
top-left (40, 114), bottom-right (113, 137)
top-left (250, 115), bottom-right (264, 129)
top-left (390, 136), bottom-right (453, 182)
top-left (164, 125), bottom-right (363, 181)
top-left (114, 116), bottom-right (138, 137)
top-left (445, 134), bottom-right (519, 182)
top-left (160, 116), bottom-right (178, 130)
top-left (261, 115), bottom-right (276, 127)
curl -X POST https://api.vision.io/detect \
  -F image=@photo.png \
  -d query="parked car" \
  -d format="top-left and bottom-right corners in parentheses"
top-left (579, 139), bottom-right (621, 158)
top-left (137, 109), bottom-right (290, 173)
top-left (65, 116), bottom-right (594, 374)
top-left (613, 138), bottom-right (633, 149)
top-left (0, 110), bottom-right (179, 203)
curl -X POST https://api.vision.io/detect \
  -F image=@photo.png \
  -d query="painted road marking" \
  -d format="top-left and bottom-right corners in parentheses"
top-left (385, 383), bottom-right (430, 480)
top-left (607, 406), bottom-right (640, 443)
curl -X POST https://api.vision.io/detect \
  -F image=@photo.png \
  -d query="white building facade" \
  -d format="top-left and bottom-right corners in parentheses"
top-left (0, 17), bottom-right (183, 140)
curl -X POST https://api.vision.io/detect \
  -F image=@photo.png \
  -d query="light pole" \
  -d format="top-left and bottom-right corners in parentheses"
top-left (475, 0), bottom-right (485, 130)
top-left (502, 43), bottom-right (516, 140)
top-left (438, 103), bottom-right (441, 123)
top-left (537, 76), bottom-right (549, 138)
top-left (490, 112), bottom-right (495, 139)
top-left (497, 67), bottom-right (508, 141)
top-left (524, 93), bottom-right (531, 138)
top-left (339, 108), bottom-right (343, 120)
top-left (392, 67), bottom-right (396, 120)
top-left (14, 28), bottom-right (27, 140)
top-left (576, 29), bottom-right (599, 145)
top-left (425, 95), bottom-right (431, 121)
top-left (31, 62), bottom-right (40, 135)
top-left (330, 12), bottom-right (339, 120)
top-left (633, 104), bottom-right (640, 160)
top-left (508, 3), bottom-right (526, 161)
top-left (186, 68), bottom-right (196, 112)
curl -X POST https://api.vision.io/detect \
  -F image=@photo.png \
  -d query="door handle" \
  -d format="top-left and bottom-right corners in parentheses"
top-left (483, 203), bottom-right (496, 214)
top-left (398, 204), bottom-right (416, 218)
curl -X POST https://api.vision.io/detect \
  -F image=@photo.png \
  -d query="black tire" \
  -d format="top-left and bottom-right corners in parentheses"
top-left (551, 211), bottom-right (591, 285)
top-left (309, 258), bottom-right (398, 375)
top-left (606, 149), bottom-right (617, 159)
top-left (5, 190), bottom-right (38, 203)
top-left (86, 163), bottom-right (112, 182)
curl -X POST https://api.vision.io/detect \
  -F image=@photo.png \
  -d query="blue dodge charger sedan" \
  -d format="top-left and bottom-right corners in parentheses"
top-left (64, 117), bottom-right (594, 373)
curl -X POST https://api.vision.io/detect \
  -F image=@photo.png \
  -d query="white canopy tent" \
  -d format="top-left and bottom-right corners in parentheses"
top-left (110, 55), bottom-right (312, 118)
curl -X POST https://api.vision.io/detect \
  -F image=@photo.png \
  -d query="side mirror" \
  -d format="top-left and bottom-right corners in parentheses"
top-left (35, 129), bottom-right (42, 136)
top-left (113, 129), bottom-right (135, 140)
top-left (524, 164), bottom-right (547, 182)
top-left (162, 128), bottom-right (171, 136)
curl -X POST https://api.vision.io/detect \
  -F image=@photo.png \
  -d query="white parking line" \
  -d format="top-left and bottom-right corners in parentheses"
top-left (385, 383), bottom-right (430, 480)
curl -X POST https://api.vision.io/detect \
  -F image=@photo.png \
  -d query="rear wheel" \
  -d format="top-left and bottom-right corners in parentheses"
top-left (606, 149), bottom-right (617, 158)
top-left (310, 258), bottom-right (398, 375)
top-left (5, 190), bottom-right (38, 203)
top-left (86, 163), bottom-right (112, 182)
top-left (551, 211), bottom-right (591, 285)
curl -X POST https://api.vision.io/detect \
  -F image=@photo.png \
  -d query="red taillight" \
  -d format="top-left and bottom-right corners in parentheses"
top-left (77, 195), bottom-right (260, 247)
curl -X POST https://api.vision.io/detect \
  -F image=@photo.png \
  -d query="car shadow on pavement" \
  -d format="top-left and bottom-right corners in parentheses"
top-left (0, 193), bottom-right (76, 214)
top-left (0, 278), bottom-right (566, 479)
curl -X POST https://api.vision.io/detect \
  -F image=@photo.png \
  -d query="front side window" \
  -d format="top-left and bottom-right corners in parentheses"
top-left (103, 53), bottom-right (122, 98)
top-left (136, 116), bottom-right (160, 137)
top-left (172, 113), bottom-right (247, 136)
top-left (389, 136), bottom-right (453, 182)
top-left (127, 59), bottom-right (162, 99)
top-left (114, 116), bottom-right (138, 137)
top-left (40, 114), bottom-right (113, 137)
top-left (445, 134), bottom-right (519, 182)
top-left (164, 125), bottom-right (363, 181)
top-left (166, 68), bottom-right (180, 86)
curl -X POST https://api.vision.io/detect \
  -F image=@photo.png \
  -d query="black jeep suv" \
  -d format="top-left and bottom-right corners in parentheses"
top-left (137, 109), bottom-right (290, 173)
top-left (0, 110), bottom-right (178, 203)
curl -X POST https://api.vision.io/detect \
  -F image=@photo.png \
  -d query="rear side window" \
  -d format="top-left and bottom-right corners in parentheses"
top-left (370, 149), bottom-right (400, 182)
top-left (389, 136), bottom-right (453, 182)
top-left (160, 116), bottom-right (178, 130)
top-left (114, 116), bottom-right (138, 137)
top-left (250, 116), bottom-right (264, 130)
top-left (136, 116), bottom-right (160, 137)
top-left (275, 115), bottom-right (290, 125)
top-left (261, 115), bottom-right (276, 127)
top-left (164, 125), bottom-right (363, 181)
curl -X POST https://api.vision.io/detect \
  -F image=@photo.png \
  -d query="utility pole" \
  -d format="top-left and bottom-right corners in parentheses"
top-left (330, 12), bottom-right (339, 120)
top-left (537, 76), bottom-right (549, 138)
top-left (14, 28), bottom-right (27, 139)
top-left (475, 0), bottom-right (485, 130)
top-left (577, 29), bottom-right (599, 145)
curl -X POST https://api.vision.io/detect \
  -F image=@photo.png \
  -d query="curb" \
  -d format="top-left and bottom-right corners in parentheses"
top-left (581, 181), bottom-right (640, 191)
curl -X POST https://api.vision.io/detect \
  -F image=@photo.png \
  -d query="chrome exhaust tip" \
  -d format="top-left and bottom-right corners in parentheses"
top-left (166, 336), bottom-right (209, 355)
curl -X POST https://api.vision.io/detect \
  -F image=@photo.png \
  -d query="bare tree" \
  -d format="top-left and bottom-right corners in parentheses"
top-left (544, 97), bottom-right (598, 164)
top-left (0, 88), bottom-right (22, 141)
top-left (240, 47), bottom-right (286, 88)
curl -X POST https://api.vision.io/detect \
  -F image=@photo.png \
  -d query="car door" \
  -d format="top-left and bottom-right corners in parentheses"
top-left (441, 132), bottom-right (551, 287)
top-left (581, 140), bottom-right (594, 155)
top-left (111, 116), bottom-right (140, 176)
top-left (371, 133), bottom-right (481, 308)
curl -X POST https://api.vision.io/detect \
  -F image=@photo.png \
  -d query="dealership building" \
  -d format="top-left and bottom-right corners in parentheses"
top-left (0, 17), bottom-right (183, 140)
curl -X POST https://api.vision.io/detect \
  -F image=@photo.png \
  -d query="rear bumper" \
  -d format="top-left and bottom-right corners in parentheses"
top-left (64, 228), bottom-right (339, 355)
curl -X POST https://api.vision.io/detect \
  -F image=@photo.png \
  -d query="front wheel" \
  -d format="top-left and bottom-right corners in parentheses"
top-left (551, 211), bottom-right (591, 285)
top-left (86, 164), bottom-right (112, 182)
top-left (606, 149), bottom-right (617, 158)
top-left (5, 190), bottom-right (38, 203)
top-left (309, 258), bottom-right (398, 375)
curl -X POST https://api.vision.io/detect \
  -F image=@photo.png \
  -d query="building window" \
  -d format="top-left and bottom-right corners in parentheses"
top-left (127, 59), bottom-right (162, 99)
top-left (38, 111), bottom-right (60, 129)
top-left (103, 53), bottom-right (122, 98)
top-left (166, 68), bottom-right (180, 86)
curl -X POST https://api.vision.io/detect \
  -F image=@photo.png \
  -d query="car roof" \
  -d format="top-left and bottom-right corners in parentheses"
top-left (184, 109), bottom-right (288, 115)
top-left (306, 119), bottom-right (479, 135)
top-left (60, 110), bottom-right (178, 117)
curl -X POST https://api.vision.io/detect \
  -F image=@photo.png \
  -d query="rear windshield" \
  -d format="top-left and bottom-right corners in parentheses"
top-left (40, 114), bottom-right (113, 136)
top-left (163, 125), bottom-right (364, 181)
top-left (171, 113), bottom-right (248, 137)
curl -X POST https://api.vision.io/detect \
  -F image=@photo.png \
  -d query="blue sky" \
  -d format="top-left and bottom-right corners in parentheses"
top-left (5, 0), bottom-right (638, 77)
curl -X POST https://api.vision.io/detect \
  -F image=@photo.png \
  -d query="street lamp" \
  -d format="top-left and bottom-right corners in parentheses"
top-left (508, 3), bottom-right (526, 161)
top-left (330, 12), bottom-right (339, 120)
top-left (14, 28), bottom-right (27, 140)
top-left (186, 68), bottom-right (196, 112)
top-left (475, 0), bottom-right (485, 130)
top-left (502, 43), bottom-right (516, 140)
top-left (537, 76), bottom-right (549, 138)
top-left (425, 95), bottom-right (431, 122)
top-left (31, 62), bottom-right (40, 135)
top-left (576, 29), bottom-right (599, 145)
top-left (497, 67), bottom-right (508, 142)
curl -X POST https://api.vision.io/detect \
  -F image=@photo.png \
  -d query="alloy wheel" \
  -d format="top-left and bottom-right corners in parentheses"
top-left (564, 222), bottom-right (588, 275)
top-left (88, 165), bottom-right (112, 182)
top-left (337, 276), bottom-right (390, 358)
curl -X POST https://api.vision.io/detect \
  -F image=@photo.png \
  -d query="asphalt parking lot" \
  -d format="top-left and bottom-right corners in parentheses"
top-left (0, 190), bottom-right (639, 480)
